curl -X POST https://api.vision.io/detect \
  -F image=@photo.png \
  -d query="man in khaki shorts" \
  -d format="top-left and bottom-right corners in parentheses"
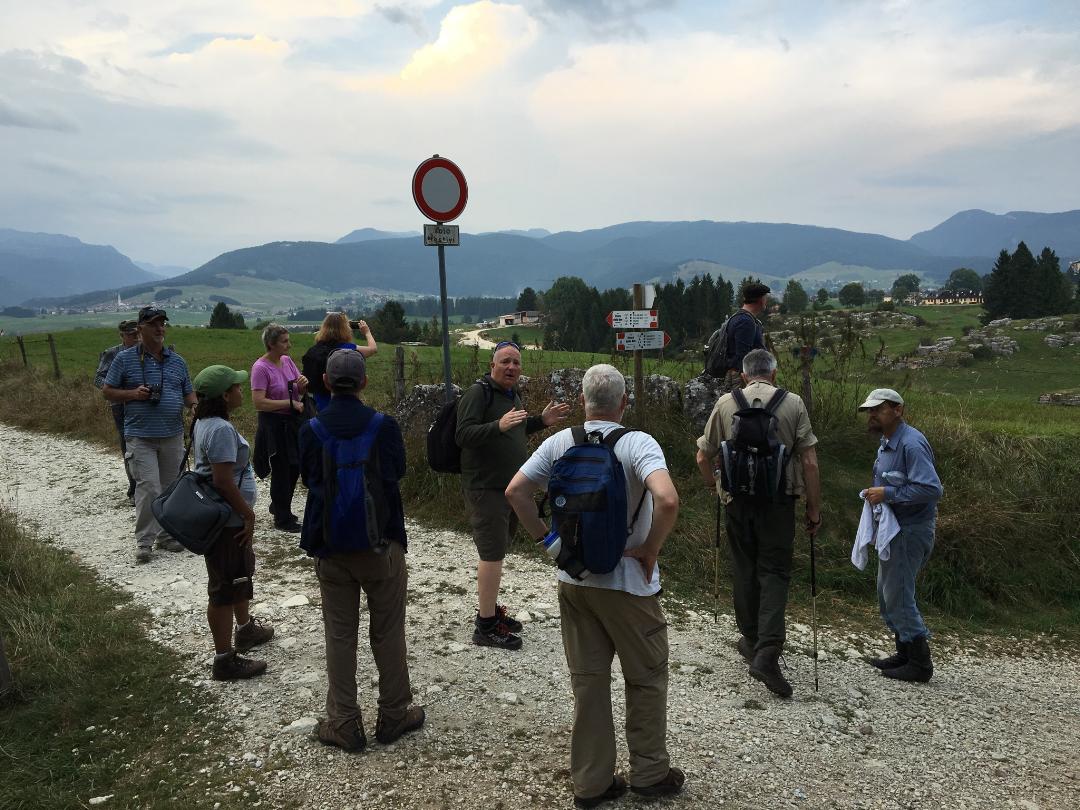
top-left (506, 364), bottom-right (684, 807)
top-left (456, 340), bottom-right (569, 650)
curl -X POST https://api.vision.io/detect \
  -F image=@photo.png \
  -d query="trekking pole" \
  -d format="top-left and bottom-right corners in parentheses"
top-left (713, 495), bottom-right (722, 623)
top-left (809, 524), bottom-right (820, 692)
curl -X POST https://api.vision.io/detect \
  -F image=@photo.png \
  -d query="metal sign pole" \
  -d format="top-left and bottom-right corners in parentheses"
top-left (438, 242), bottom-right (454, 403)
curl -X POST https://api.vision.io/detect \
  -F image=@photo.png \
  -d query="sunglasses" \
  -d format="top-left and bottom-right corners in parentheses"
top-left (493, 341), bottom-right (521, 352)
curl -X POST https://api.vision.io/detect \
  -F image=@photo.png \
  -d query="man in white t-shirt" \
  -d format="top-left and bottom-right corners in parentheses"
top-left (505, 364), bottom-right (683, 809)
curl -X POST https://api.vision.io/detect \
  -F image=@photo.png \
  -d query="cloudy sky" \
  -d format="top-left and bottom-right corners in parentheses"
top-left (2, 1), bottom-right (1078, 267)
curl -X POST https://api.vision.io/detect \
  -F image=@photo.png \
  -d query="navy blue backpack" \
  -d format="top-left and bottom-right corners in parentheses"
top-left (308, 413), bottom-right (390, 553)
top-left (548, 426), bottom-right (646, 578)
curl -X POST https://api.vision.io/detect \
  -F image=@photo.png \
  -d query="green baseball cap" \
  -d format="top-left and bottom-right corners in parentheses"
top-left (194, 365), bottom-right (248, 398)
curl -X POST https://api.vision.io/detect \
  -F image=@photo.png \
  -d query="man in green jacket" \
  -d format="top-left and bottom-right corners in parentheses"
top-left (456, 341), bottom-right (569, 650)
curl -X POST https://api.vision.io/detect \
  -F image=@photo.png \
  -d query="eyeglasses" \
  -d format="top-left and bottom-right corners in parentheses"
top-left (493, 341), bottom-right (521, 352)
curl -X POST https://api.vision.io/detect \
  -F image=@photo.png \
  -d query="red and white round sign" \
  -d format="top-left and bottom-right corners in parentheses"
top-left (412, 156), bottom-right (468, 223)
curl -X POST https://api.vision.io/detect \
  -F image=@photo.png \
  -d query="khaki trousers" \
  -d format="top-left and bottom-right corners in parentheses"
top-left (126, 434), bottom-right (185, 549)
top-left (558, 581), bottom-right (670, 797)
top-left (315, 542), bottom-right (412, 731)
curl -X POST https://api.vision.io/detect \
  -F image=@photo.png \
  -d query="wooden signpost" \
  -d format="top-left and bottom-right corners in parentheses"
top-left (608, 283), bottom-right (668, 406)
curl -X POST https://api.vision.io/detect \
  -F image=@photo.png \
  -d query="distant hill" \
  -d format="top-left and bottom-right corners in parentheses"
top-left (28, 209), bottom-right (1080, 309)
top-left (0, 229), bottom-right (156, 306)
top-left (336, 228), bottom-right (419, 244)
top-left (135, 260), bottom-right (191, 278)
top-left (909, 209), bottom-right (1080, 259)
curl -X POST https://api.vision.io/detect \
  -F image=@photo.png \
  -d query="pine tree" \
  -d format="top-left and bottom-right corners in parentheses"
top-left (783, 280), bottom-right (809, 313)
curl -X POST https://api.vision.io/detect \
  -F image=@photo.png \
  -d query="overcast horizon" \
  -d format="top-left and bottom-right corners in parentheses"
top-left (3, 1), bottom-right (1079, 268)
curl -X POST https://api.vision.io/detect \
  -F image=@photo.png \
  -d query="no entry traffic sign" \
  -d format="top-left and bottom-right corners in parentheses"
top-left (412, 155), bottom-right (468, 223)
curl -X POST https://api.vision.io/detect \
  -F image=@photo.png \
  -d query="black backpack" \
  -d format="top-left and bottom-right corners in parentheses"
top-left (302, 343), bottom-right (336, 402)
top-left (718, 388), bottom-right (790, 503)
top-left (704, 311), bottom-right (752, 378)
top-left (426, 380), bottom-right (494, 474)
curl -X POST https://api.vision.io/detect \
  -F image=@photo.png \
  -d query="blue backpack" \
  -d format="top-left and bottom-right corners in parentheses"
top-left (548, 426), bottom-right (646, 578)
top-left (308, 413), bottom-right (390, 553)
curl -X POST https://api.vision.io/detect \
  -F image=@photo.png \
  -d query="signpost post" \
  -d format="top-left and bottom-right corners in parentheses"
top-left (632, 283), bottom-right (645, 408)
top-left (608, 288), bottom-right (669, 408)
top-left (412, 155), bottom-right (468, 403)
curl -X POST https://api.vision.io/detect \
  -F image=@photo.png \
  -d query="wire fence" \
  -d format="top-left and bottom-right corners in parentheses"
top-left (2, 334), bottom-right (61, 379)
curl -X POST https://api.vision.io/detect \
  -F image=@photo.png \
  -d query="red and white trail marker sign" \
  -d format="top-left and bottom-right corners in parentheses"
top-left (606, 309), bottom-right (658, 329)
top-left (616, 331), bottom-right (670, 351)
top-left (412, 156), bottom-right (468, 223)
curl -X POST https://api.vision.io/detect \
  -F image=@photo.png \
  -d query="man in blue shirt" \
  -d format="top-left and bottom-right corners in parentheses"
top-left (710, 282), bottom-right (768, 393)
top-left (859, 388), bottom-right (943, 682)
top-left (298, 349), bottom-right (424, 752)
top-left (103, 306), bottom-right (196, 563)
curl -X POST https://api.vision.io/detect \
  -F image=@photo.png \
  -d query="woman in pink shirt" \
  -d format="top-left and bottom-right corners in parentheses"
top-left (251, 324), bottom-right (308, 532)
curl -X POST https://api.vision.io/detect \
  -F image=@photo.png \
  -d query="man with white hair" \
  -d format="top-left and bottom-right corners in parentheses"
top-left (506, 364), bottom-right (683, 808)
top-left (696, 348), bottom-right (821, 698)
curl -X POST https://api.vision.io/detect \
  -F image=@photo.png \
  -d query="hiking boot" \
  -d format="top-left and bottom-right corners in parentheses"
top-left (375, 705), bottom-right (426, 745)
top-left (156, 537), bottom-right (185, 552)
top-left (316, 717), bottom-right (367, 752)
top-left (630, 767), bottom-right (685, 798)
top-left (868, 634), bottom-right (908, 670)
top-left (749, 645), bottom-right (793, 698)
top-left (575, 775), bottom-right (628, 808)
top-left (134, 546), bottom-right (152, 564)
top-left (882, 636), bottom-right (933, 683)
top-left (493, 604), bottom-right (523, 634)
top-left (211, 651), bottom-right (267, 681)
top-left (273, 517), bottom-right (302, 534)
top-left (736, 635), bottom-right (755, 662)
top-left (473, 619), bottom-right (523, 651)
top-left (234, 617), bottom-right (275, 652)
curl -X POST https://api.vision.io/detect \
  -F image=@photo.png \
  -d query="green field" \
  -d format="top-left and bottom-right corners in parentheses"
top-left (479, 324), bottom-right (545, 347)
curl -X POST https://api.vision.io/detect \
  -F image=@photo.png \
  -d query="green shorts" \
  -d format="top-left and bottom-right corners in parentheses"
top-left (462, 488), bottom-right (519, 562)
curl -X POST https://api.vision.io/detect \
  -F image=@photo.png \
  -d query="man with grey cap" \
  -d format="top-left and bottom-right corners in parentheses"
top-left (95, 318), bottom-right (140, 503)
top-left (858, 388), bottom-right (943, 683)
top-left (298, 349), bottom-right (424, 752)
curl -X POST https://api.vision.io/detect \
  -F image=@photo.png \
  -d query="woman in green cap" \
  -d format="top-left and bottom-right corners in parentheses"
top-left (192, 364), bottom-right (275, 681)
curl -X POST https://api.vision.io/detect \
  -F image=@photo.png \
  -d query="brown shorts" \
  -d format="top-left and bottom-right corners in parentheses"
top-left (462, 488), bottom-right (519, 562)
top-left (205, 528), bottom-right (256, 606)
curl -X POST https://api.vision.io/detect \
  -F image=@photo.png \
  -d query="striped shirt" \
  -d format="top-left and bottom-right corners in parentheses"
top-left (104, 345), bottom-right (193, 438)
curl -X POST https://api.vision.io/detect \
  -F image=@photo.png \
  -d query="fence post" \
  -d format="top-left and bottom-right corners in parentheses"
top-left (46, 333), bottom-right (61, 379)
top-left (16, 336), bottom-right (27, 367)
top-left (394, 346), bottom-right (406, 403)
top-left (0, 632), bottom-right (12, 699)
top-left (799, 345), bottom-right (814, 419)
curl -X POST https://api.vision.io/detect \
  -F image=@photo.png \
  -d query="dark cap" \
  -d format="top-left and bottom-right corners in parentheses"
top-left (118, 319), bottom-right (138, 333)
top-left (137, 306), bottom-right (168, 324)
top-left (326, 348), bottom-right (366, 392)
top-left (741, 282), bottom-right (772, 303)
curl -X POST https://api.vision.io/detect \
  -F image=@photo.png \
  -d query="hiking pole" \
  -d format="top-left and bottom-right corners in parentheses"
top-left (713, 495), bottom-right (722, 623)
top-left (809, 523), bottom-right (820, 692)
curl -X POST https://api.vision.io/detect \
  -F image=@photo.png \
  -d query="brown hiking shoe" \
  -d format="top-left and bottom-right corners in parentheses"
top-left (234, 617), bottom-right (275, 652)
top-left (316, 718), bottom-right (367, 752)
top-left (375, 705), bottom-right (426, 745)
top-left (211, 651), bottom-right (267, 681)
top-left (631, 767), bottom-right (685, 798)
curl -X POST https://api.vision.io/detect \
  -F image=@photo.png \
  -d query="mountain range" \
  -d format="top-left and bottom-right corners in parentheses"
top-left (5, 210), bottom-right (1079, 309)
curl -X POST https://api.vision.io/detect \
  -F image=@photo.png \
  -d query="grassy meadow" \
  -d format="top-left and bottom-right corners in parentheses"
top-left (1, 306), bottom-right (1078, 637)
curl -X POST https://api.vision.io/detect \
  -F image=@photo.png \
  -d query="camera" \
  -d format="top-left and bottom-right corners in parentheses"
top-left (147, 384), bottom-right (162, 404)
top-left (349, 320), bottom-right (363, 330)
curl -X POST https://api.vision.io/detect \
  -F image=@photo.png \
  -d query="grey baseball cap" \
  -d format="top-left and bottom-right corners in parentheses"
top-left (326, 348), bottom-right (366, 392)
top-left (858, 388), bottom-right (905, 410)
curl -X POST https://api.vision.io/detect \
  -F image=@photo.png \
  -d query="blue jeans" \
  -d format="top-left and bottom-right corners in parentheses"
top-left (876, 520), bottom-right (935, 642)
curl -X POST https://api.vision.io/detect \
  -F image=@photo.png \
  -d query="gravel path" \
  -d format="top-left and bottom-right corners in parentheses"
top-left (2, 423), bottom-right (1076, 810)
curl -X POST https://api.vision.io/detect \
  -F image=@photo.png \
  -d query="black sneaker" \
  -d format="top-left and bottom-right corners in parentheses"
top-left (211, 651), bottom-right (267, 681)
top-left (473, 620), bottom-right (523, 651)
top-left (630, 767), bottom-right (685, 798)
top-left (575, 775), bottom-right (628, 808)
top-left (273, 517), bottom-right (302, 534)
top-left (736, 635), bottom-right (755, 662)
top-left (493, 605), bottom-right (523, 634)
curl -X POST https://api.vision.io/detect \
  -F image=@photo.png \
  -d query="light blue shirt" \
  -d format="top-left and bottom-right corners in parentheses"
top-left (104, 344), bottom-right (193, 438)
top-left (873, 421), bottom-right (943, 526)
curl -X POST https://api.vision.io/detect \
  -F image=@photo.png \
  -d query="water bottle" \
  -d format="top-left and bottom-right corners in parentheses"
top-left (538, 529), bottom-right (562, 559)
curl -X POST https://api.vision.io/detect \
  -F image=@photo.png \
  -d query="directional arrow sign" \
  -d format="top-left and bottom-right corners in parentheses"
top-left (606, 309), bottom-right (658, 329)
top-left (616, 331), bottom-right (670, 351)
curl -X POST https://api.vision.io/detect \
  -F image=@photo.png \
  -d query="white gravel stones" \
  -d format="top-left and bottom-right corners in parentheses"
top-left (2, 423), bottom-right (1078, 810)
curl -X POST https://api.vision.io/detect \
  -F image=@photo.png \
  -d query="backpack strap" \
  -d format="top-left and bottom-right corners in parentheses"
top-left (763, 388), bottom-right (788, 415)
top-left (732, 388), bottom-right (751, 410)
top-left (309, 417), bottom-right (331, 444)
top-left (355, 412), bottom-right (385, 461)
top-left (570, 425), bottom-right (588, 445)
top-left (600, 427), bottom-right (648, 534)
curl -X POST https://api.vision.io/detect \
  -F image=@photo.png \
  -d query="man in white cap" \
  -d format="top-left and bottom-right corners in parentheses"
top-left (858, 388), bottom-right (943, 682)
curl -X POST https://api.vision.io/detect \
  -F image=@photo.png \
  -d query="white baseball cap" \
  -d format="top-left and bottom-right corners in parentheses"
top-left (858, 388), bottom-right (905, 410)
